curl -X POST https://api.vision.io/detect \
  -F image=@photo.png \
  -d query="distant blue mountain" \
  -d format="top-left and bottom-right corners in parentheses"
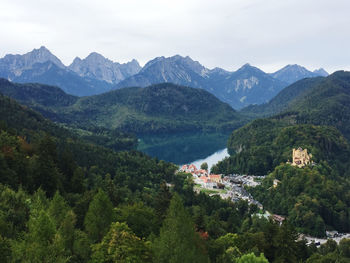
top-left (270, 64), bottom-right (328, 85)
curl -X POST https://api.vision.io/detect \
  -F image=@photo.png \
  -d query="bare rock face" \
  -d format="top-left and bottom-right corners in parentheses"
top-left (116, 58), bottom-right (286, 109)
top-left (69, 52), bottom-right (141, 84)
top-left (0, 47), bottom-right (140, 96)
top-left (0, 47), bottom-right (328, 108)
top-left (313, 68), bottom-right (329, 77)
top-left (0, 46), bottom-right (65, 79)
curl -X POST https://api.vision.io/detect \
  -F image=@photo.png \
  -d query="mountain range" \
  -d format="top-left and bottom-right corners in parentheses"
top-left (0, 47), bottom-right (328, 109)
top-left (115, 57), bottom-right (287, 109)
top-left (0, 46), bottom-right (140, 96)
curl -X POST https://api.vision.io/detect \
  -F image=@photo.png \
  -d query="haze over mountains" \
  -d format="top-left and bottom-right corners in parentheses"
top-left (0, 47), bottom-right (328, 109)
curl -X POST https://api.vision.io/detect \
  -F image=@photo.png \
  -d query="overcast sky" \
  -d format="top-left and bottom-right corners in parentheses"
top-left (1, 0), bottom-right (349, 73)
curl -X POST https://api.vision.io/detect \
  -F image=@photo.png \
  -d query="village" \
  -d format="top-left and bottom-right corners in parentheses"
top-left (179, 164), bottom-right (265, 211)
top-left (179, 147), bottom-right (314, 203)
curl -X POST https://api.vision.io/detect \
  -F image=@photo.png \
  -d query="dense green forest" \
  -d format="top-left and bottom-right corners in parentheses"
top-left (250, 164), bottom-right (350, 237)
top-left (241, 71), bottom-right (350, 140)
top-left (1, 92), bottom-right (349, 262)
top-left (212, 120), bottom-right (350, 237)
top-left (213, 120), bottom-right (350, 176)
top-left (0, 79), bottom-right (246, 134)
top-left (0, 93), bottom-right (137, 152)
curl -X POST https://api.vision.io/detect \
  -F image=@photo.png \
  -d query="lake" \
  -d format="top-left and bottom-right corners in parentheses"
top-left (137, 131), bottom-right (230, 165)
top-left (191, 148), bottom-right (229, 172)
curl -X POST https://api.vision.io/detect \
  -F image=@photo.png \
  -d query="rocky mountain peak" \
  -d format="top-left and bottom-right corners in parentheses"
top-left (313, 68), bottom-right (329, 77)
top-left (271, 64), bottom-right (318, 84)
top-left (141, 56), bottom-right (169, 72)
top-left (241, 63), bottom-right (251, 68)
top-left (235, 63), bottom-right (264, 76)
top-left (84, 52), bottom-right (111, 64)
top-left (25, 46), bottom-right (66, 68)
top-left (0, 46), bottom-right (65, 79)
top-left (285, 64), bottom-right (309, 73)
top-left (141, 55), bottom-right (208, 77)
top-left (209, 67), bottom-right (231, 76)
top-left (68, 52), bottom-right (140, 84)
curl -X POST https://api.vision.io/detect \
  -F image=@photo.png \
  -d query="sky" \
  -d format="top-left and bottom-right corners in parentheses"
top-left (1, 0), bottom-right (349, 73)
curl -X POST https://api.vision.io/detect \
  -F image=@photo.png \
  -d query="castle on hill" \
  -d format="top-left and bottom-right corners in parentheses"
top-left (289, 147), bottom-right (312, 168)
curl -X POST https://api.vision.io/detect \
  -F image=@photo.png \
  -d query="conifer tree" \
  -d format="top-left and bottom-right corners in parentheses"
top-left (238, 253), bottom-right (269, 263)
top-left (90, 222), bottom-right (152, 263)
top-left (153, 193), bottom-right (209, 263)
top-left (154, 181), bottom-right (172, 221)
top-left (48, 191), bottom-right (69, 227)
top-left (84, 188), bottom-right (114, 243)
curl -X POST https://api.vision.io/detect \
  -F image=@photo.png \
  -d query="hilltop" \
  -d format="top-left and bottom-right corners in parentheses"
top-left (0, 79), bottom-right (246, 134)
top-left (242, 71), bottom-right (350, 139)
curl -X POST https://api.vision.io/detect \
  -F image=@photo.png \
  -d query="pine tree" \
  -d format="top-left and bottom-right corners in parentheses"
top-left (90, 222), bottom-right (152, 263)
top-left (31, 135), bottom-right (62, 196)
top-left (13, 208), bottom-right (68, 263)
top-left (154, 181), bottom-right (172, 221)
top-left (238, 253), bottom-right (269, 263)
top-left (48, 191), bottom-right (69, 227)
top-left (153, 193), bottom-right (209, 263)
top-left (84, 188), bottom-right (114, 243)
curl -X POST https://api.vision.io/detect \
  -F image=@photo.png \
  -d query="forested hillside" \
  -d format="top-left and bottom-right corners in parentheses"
top-left (242, 71), bottom-right (350, 140)
top-left (241, 77), bottom-right (324, 117)
top-left (0, 80), bottom-right (246, 134)
top-left (212, 120), bottom-right (350, 237)
top-left (1, 92), bottom-right (349, 262)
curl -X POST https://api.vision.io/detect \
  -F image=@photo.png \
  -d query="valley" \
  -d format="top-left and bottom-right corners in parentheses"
top-left (2, 0), bottom-right (350, 261)
top-left (0, 52), bottom-right (350, 263)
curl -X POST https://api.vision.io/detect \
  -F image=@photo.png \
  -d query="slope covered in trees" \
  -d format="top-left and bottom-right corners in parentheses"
top-left (212, 120), bottom-right (350, 236)
top-left (241, 77), bottom-right (324, 117)
top-left (0, 79), bottom-right (246, 134)
top-left (1, 86), bottom-right (348, 262)
top-left (250, 164), bottom-right (350, 237)
top-left (213, 120), bottom-right (350, 176)
top-left (241, 71), bottom-right (350, 140)
top-left (0, 92), bottom-right (136, 152)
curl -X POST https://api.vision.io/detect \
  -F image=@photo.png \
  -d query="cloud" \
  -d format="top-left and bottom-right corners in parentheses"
top-left (0, 0), bottom-right (349, 73)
